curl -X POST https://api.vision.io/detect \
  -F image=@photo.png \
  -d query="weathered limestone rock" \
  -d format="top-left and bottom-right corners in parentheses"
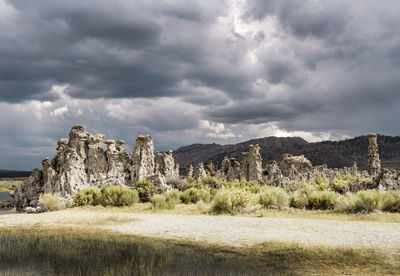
top-left (277, 154), bottom-right (312, 174)
top-left (241, 144), bottom-right (263, 181)
top-left (367, 133), bottom-right (381, 177)
top-left (376, 169), bottom-right (400, 191)
top-left (221, 157), bottom-right (241, 181)
top-left (205, 160), bottom-right (217, 177)
top-left (193, 163), bottom-right (208, 179)
top-left (132, 135), bottom-right (154, 183)
top-left (187, 164), bottom-right (193, 178)
top-left (13, 125), bottom-right (181, 210)
top-left (154, 151), bottom-right (179, 182)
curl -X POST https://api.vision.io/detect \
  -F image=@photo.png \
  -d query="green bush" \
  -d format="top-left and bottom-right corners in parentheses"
top-left (354, 190), bottom-right (383, 213)
top-left (307, 190), bottom-right (339, 210)
top-left (180, 188), bottom-right (210, 204)
top-left (101, 185), bottom-right (139, 207)
top-left (201, 177), bottom-right (219, 188)
top-left (39, 193), bottom-right (64, 212)
top-left (289, 190), bottom-right (309, 209)
top-left (212, 190), bottom-right (232, 214)
top-left (330, 174), bottom-right (362, 194)
top-left (335, 192), bottom-right (358, 213)
top-left (230, 189), bottom-right (250, 213)
top-left (165, 189), bottom-right (181, 209)
top-left (73, 187), bottom-right (102, 206)
top-left (382, 191), bottom-right (400, 212)
top-left (135, 180), bottom-right (155, 202)
top-left (259, 188), bottom-right (289, 209)
top-left (151, 194), bottom-right (168, 210)
top-left (284, 181), bottom-right (306, 193)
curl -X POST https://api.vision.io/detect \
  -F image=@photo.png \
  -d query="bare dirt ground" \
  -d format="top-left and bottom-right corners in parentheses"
top-left (1, 209), bottom-right (400, 249)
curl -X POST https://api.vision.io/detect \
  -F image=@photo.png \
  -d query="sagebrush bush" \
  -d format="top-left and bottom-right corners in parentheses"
top-left (151, 194), bottom-right (167, 210)
top-left (354, 190), bottom-right (383, 213)
top-left (165, 189), bottom-right (181, 209)
top-left (284, 181), bottom-right (306, 194)
top-left (39, 193), bottom-right (64, 212)
top-left (201, 177), bottom-right (220, 188)
top-left (212, 190), bottom-right (232, 214)
top-left (73, 187), bottom-right (102, 206)
top-left (101, 185), bottom-right (139, 207)
top-left (335, 192), bottom-right (358, 213)
top-left (135, 180), bottom-right (155, 202)
top-left (307, 190), bottom-right (339, 210)
top-left (180, 188), bottom-right (210, 204)
top-left (289, 190), bottom-right (308, 209)
top-left (230, 189), bottom-right (250, 213)
top-left (329, 174), bottom-right (362, 194)
top-left (382, 191), bottom-right (400, 212)
top-left (259, 188), bottom-right (289, 209)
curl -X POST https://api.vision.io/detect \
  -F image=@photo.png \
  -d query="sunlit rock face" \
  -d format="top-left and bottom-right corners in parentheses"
top-left (367, 133), bottom-right (381, 178)
top-left (193, 162), bottom-right (208, 180)
top-left (12, 125), bottom-right (179, 209)
top-left (241, 144), bottom-right (263, 181)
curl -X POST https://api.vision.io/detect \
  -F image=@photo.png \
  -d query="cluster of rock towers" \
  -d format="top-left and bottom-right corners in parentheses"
top-left (12, 126), bottom-right (400, 210)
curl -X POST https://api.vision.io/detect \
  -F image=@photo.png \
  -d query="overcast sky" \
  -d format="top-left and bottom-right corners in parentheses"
top-left (1, 0), bottom-right (400, 170)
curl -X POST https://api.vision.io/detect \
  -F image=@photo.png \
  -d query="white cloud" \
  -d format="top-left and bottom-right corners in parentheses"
top-left (50, 105), bottom-right (69, 117)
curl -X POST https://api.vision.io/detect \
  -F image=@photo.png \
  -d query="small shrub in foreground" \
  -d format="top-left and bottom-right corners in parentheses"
top-left (101, 185), bottom-right (139, 207)
top-left (289, 190), bottom-right (308, 209)
top-left (151, 194), bottom-right (168, 209)
top-left (39, 193), bottom-right (64, 212)
top-left (165, 189), bottom-right (181, 209)
top-left (354, 190), bottom-right (383, 213)
top-left (73, 187), bottom-right (102, 206)
top-left (135, 180), bottom-right (155, 202)
top-left (231, 189), bottom-right (250, 213)
top-left (180, 188), bottom-right (210, 204)
top-left (259, 188), bottom-right (289, 209)
top-left (382, 190), bottom-right (400, 212)
top-left (212, 190), bottom-right (232, 213)
top-left (307, 190), bottom-right (339, 210)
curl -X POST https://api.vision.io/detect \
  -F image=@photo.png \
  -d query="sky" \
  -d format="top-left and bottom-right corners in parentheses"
top-left (1, 0), bottom-right (400, 170)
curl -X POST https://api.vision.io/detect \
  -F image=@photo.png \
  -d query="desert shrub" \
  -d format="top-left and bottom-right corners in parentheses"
top-left (259, 188), bottom-right (289, 209)
top-left (330, 174), bottom-right (362, 194)
top-left (101, 185), bottom-right (139, 207)
top-left (335, 192), bottom-right (358, 213)
top-left (212, 190), bottom-right (232, 214)
top-left (73, 187), bottom-right (102, 206)
top-left (165, 189), bottom-right (181, 209)
top-left (135, 180), bottom-right (155, 202)
top-left (382, 191), bottom-right (400, 212)
top-left (289, 190), bottom-right (309, 209)
top-left (201, 177), bottom-right (220, 188)
top-left (230, 189), bottom-right (250, 213)
top-left (353, 190), bottom-right (383, 213)
top-left (39, 193), bottom-right (64, 212)
top-left (307, 190), bottom-right (339, 210)
top-left (180, 188), bottom-right (210, 204)
top-left (284, 181), bottom-right (306, 193)
top-left (311, 175), bottom-right (330, 191)
top-left (151, 194), bottom-right (168, 210)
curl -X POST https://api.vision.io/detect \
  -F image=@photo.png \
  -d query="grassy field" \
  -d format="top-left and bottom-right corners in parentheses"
top-left (0, 226), bottom-right (398, 275)
top-left (0, 180), bottom-right (22, 192)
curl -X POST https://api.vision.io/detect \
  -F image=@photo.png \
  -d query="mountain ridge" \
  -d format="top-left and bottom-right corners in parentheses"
top-left (173, 135), bottom-right (400, 173)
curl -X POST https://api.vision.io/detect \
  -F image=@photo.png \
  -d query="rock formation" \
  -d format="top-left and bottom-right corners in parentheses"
top-left (367, 133), bottom-right (381, 177)
top-left (241, 144), bottom-right (263, 181)
top-left (220, 157), bottom-right (241, 181)
top-left (193, 163), bottom-right (208, 179)
top-left (205, 160), bottom-right (217, 177)
top-left (13, 125), bottom-right (179, 210)
top-left (187, 164), bottom-right (193, 178)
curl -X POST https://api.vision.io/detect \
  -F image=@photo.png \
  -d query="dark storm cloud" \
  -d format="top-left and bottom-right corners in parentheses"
top-left (1, 0), bottom-right (400, 170)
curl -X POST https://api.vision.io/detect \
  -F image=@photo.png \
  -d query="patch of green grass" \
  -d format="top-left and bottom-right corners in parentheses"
top-left (0, 227), bottom-right (398, 275)
top-left (0, 180), bottom-right (22, 192)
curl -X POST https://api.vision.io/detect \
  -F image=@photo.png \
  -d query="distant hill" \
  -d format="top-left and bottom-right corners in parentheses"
top-left (173, 135), bottom-right (400, 173)
top-left (0, 170), bottom-right (31, 178)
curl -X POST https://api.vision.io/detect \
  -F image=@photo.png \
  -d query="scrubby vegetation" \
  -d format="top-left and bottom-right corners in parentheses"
top-left (67, 174), bottom-right (400, 216)
top-left (38, 193), bottom-right (65, 211)
top-left (0, 180), bottom-right (22, 192)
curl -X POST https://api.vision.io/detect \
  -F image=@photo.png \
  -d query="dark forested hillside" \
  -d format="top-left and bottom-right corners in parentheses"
top-left (173, 135), bottom-right (400, 173)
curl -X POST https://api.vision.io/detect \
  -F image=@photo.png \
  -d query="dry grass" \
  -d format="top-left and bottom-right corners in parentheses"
top-left (0, 180), bottom-right (22, 192)
top-left (0, 226), bottom-right (398, 275)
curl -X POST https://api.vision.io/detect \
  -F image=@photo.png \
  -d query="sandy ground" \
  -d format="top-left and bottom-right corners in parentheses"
top-left (1, 209), bottom-right (400, 248)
